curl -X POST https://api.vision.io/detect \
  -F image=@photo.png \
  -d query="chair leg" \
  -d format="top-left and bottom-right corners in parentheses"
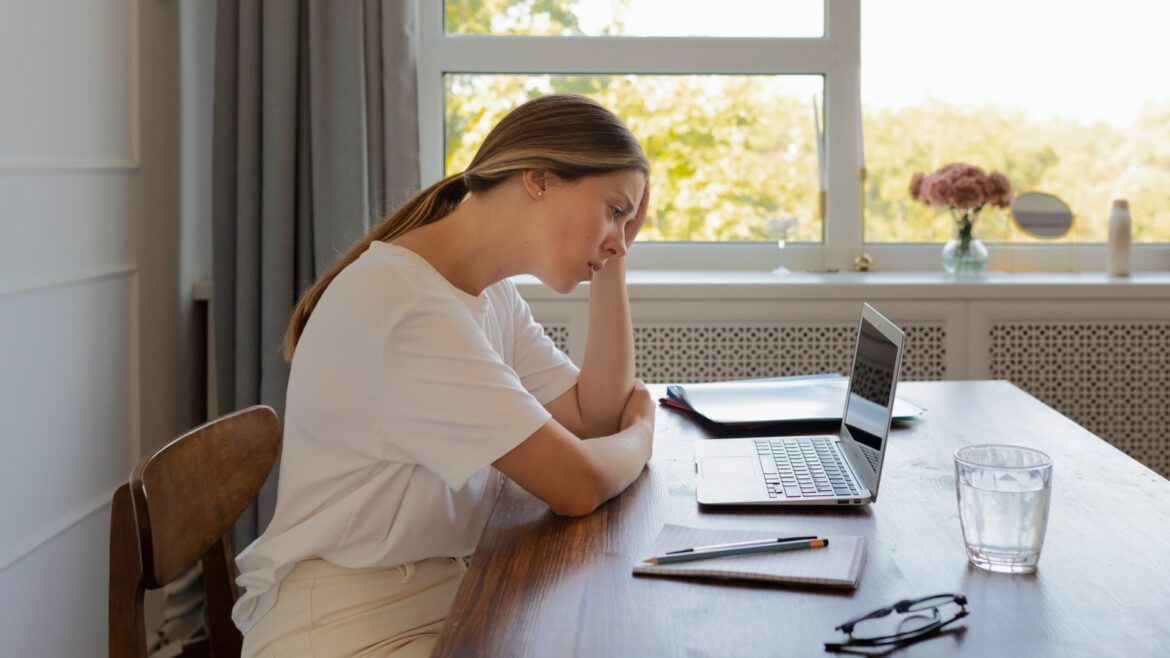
top-left (201, 538), bottom-right (243, 658)
top-left (109, 484), bottom-right (148, 658)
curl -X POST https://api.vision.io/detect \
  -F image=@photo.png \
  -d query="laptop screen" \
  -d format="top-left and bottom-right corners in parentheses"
top-left (839, 305), bottom-right (904, 500)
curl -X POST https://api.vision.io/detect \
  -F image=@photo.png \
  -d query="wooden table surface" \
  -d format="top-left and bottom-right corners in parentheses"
top-left (432, 381), bottom-right (1170, 657)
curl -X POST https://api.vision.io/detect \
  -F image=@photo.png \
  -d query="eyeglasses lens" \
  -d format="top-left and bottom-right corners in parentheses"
top-left (850, 596), bottom-right (959, 641)
top-left (851, 609), bottom-right (938, 640)
top-left (905, 595), bottom-right (957, 612)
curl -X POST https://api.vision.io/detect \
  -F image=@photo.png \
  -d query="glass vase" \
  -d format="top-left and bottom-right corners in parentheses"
top-left (941, 236), bottom-right (989, 276)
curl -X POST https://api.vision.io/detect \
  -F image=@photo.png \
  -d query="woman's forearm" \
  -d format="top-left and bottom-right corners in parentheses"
top-left (575, 417), bottom-right (653, 513)
top-left (576, 258), bottom-right (635, 437)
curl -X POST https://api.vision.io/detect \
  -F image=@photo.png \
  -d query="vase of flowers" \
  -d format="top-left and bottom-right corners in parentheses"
top-left (909, 163), bottom-right (1013, 276)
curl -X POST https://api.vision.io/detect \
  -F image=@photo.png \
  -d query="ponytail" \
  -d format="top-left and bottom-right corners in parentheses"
top-left (280, 173), bottom-right (469, 360)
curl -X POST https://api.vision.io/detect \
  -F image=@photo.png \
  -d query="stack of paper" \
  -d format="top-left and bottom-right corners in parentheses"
top-left (633, 524), bottom-right (867, 589)
top-left (660, 374), bottom-right (924, 429)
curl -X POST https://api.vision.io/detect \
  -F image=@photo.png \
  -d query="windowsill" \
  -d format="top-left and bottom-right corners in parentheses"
top-left (512, 270), bottom-right (1170, 301)
top-left (613, 242), bottom-right (1170, 275)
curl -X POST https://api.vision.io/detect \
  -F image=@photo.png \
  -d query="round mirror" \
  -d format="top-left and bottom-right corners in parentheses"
top-left (1011, 192), bottom-right (1073, 238)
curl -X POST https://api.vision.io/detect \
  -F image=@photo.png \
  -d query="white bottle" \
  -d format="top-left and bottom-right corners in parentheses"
top-left (1107, 199), bottom-right (1131, 277)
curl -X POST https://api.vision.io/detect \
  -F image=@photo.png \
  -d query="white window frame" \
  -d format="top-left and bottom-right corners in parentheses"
top-left (416, 0), bottom-right (1164, 273)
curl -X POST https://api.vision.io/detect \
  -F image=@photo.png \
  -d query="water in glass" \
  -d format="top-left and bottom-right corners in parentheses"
top-left (955, 445), bottom-right (1053, 574)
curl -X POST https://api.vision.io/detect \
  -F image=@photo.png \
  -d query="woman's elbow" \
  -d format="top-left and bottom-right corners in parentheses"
top-left (548, 493), bottom-right (600, 517)
top-left (547, 468), bottom-right (607, 517)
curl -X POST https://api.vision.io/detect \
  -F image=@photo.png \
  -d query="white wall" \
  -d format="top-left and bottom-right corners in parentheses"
top-left (0, 0), bottom-right (214, 653)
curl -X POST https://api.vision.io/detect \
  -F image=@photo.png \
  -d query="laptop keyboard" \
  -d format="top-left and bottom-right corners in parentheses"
top-left (755, 437), bottom-right (861, 499)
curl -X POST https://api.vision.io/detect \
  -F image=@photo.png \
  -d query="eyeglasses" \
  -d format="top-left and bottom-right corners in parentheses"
top-left (824, 593), bottom-right (969, 652)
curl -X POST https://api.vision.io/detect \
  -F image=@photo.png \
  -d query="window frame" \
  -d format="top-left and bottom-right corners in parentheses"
top-left (417, 0), bottom-right (1165, 273)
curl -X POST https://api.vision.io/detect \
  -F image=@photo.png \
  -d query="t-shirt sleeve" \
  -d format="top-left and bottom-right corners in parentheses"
top-left (379, 296), bottom-right (553, 491)
top-left (503, 280), bottom-right (580, 405)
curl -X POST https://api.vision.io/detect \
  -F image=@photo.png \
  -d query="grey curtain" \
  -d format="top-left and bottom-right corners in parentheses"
top-left (212, 0), bottom-right (419, 551)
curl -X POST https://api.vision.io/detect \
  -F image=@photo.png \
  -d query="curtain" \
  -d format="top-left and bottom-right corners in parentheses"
top-left (212, 0), bottom-right (419, 551)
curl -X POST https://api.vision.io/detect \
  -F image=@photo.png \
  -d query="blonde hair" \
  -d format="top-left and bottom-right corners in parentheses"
top-left (281, 94), bottom-right (648, 359)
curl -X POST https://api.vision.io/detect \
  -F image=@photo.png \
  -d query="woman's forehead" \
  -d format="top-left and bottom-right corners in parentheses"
top-left (586, 170), bottom-right (645, 196)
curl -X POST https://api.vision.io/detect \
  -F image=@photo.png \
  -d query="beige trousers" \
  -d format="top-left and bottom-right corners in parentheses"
top-left (241, 557), bottom-right (467, 658)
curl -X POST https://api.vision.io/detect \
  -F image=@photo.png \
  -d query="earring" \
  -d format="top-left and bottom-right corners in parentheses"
top-left (537, 190), bottom-right (544, 197)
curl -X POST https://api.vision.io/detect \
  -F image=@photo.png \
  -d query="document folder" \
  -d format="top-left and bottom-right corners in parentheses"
top-left (662, 374), bottom-right (924, 427)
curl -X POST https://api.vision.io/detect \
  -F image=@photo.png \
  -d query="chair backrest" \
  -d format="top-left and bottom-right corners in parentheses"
top-left (109, 405), bottom-right (281, 658)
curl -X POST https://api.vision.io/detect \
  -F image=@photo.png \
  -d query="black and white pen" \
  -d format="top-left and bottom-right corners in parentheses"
top-left (664, 535), bottom-right (817, 555)
top-left (646, 536), bottom-right (827, 565)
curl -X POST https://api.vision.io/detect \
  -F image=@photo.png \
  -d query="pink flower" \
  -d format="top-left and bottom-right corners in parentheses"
top-left (909, 172), bottom-right (925, 201)
top-left (922, 176), bottom-right (951, 206)
top-left (950, 175), bottom-right (984, 209)
top-left (908, 163), bottom-right (1014, 213)
top-left (937, 162), bottom-right (970, 178)
top-left (987, 171), bottom-right (1013, 208)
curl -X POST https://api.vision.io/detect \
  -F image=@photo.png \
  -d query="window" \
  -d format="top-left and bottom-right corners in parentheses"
top-left (420, 1), bottom-right (1167, 271)
top-left (444, 0), bottom-right (824, 38)
top-left (444, 73), bottom-right (825, 243)
top-left (420, 0), bottom-right (855, 271)
top-left (861, 0), bottom-right (1170, 248)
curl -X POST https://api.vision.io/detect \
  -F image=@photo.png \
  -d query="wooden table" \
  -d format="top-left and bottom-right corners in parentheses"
top-left (433, 381), bottom-right (1170, 657)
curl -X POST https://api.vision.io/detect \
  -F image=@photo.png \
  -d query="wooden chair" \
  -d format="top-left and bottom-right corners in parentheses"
top-left (109, 405), bottom-right (281, 658)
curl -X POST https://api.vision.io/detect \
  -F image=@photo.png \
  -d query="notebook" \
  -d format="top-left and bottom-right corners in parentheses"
top-left (664, 375), bottom-right (924, 427)
top-left (633, 524), bottom-right (867, 589)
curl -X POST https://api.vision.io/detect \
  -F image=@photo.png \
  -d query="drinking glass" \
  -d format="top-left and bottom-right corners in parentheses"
top-left (954, 444), bottom-right (1053, 574)
top-left (764, 216), bottom-right (798, 275)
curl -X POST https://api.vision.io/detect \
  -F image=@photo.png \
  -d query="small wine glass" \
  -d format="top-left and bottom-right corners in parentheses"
top-left (764, 215), bottom-right (799, 275)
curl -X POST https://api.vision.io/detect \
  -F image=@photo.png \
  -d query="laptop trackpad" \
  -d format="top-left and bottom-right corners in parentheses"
top-left (701, 456), bottom-right (755, 480)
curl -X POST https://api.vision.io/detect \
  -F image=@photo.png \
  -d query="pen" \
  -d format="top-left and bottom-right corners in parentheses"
top-left (644, 538), bottom-right (828, 565)
top-left (664, 535), bottom-right (817, 555)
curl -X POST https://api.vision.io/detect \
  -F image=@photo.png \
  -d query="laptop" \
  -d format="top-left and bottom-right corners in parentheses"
top-left (694, 303), bottom-right (904, 506)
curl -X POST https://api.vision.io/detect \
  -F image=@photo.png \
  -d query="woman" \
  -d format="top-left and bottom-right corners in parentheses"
top-left (233, 94), bottom-right (655, 657)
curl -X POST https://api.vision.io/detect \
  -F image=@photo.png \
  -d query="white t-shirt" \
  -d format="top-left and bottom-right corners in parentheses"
top-left (232, 242), bottom-right (579, 633)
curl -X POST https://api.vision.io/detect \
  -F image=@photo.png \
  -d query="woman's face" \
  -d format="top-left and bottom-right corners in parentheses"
top-left (532, 169), bottom-right (647, 293)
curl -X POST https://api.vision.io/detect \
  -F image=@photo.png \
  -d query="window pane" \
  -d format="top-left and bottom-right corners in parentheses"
top-left (862, 0), bottom-right (1170, 244)
top-left (445, 74), bottom-right (825, 243)
top-left (444, 0), bottom-right (823, 38)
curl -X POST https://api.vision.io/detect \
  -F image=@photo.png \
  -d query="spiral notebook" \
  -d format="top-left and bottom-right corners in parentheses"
top-left (632, 524), bottom-right (867, 589)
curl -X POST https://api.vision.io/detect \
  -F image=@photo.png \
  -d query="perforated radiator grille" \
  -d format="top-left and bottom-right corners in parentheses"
top-left (543, 324), bottom-right (570, 357)
top-left (990, 322), bottom-right (1170, 477)
top-left (629, 323), bottom-right (946, 384)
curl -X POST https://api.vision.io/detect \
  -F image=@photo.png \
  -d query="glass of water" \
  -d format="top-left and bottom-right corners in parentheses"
top-left (954, 444), bottom-right (1053, 574)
